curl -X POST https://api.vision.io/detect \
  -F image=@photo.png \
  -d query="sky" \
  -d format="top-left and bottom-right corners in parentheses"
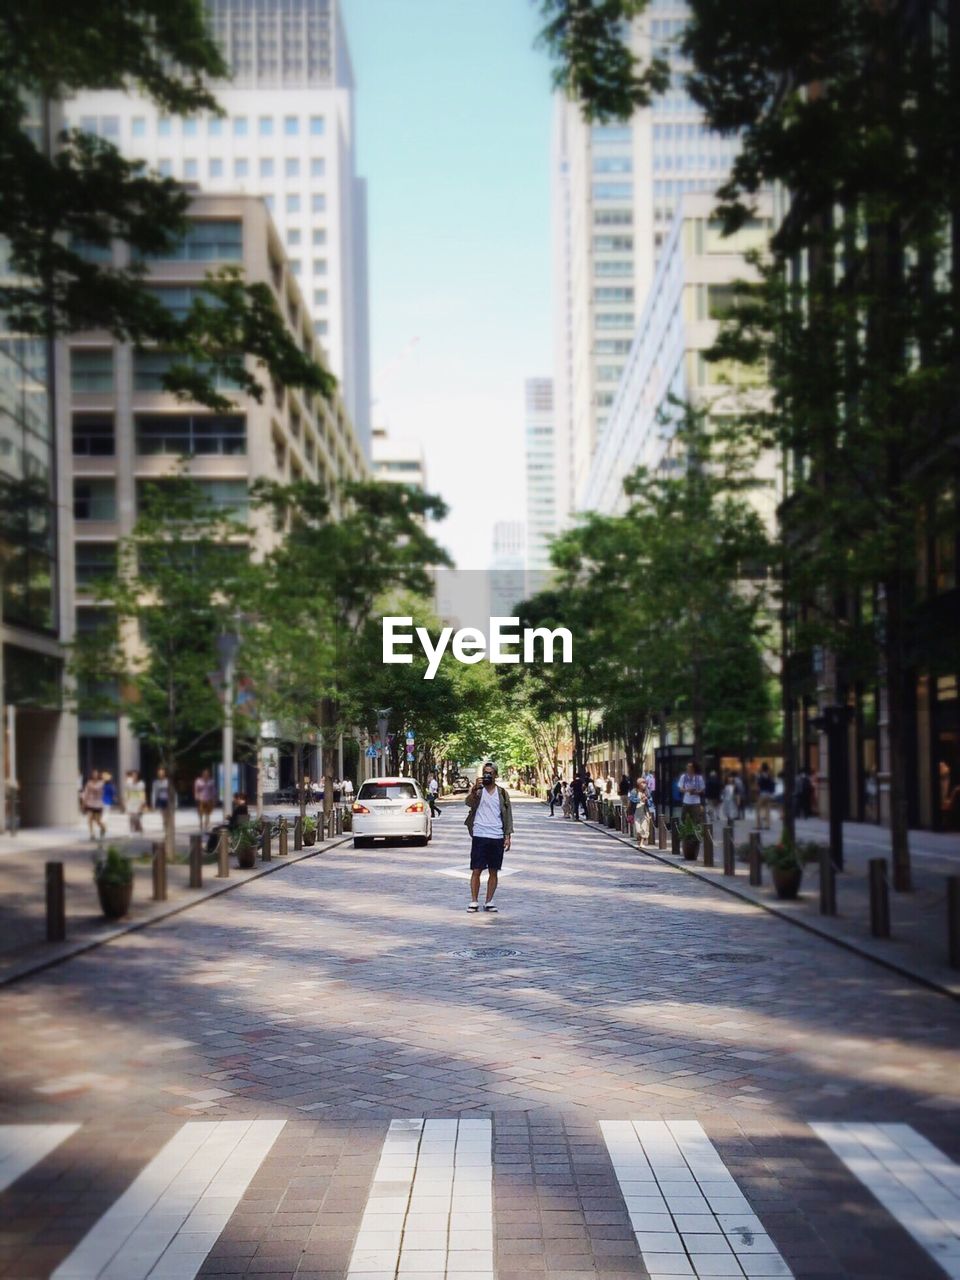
top-left (343, 0), bottom-right (555, 570)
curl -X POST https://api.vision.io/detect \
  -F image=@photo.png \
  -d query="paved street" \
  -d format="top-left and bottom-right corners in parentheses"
top-left (2, 795), bottom-right (960, 1279)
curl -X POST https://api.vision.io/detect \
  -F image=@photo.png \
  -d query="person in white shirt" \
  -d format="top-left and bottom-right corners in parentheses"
top-left (679, 760), bottom-right (706, 822)
top-left (427, 773), bottom-right (440, 817)
top-left (463, 762), bottom-right (514, 913)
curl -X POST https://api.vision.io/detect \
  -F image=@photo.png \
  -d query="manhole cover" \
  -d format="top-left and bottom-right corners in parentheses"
top-left (450, 946), bottom-right (520, 960)
top-left (701, 951), bottom-right (768, 964)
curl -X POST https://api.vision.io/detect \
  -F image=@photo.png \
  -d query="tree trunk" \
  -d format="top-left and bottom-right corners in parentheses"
top-left (298, 736), bottom-right (306, 822)
top-left (320, 696), bottom-right (336, 832)
top-left (164, 760), bottom-right (176, 859)
top-left (571, 703), bottom-right (583, 775)
top-left (255, 732), bottom-right (264, 820)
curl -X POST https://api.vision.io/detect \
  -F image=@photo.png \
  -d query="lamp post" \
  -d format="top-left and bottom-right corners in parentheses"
top-left (217, 628), bottom-right (240, 821)
top-left (0, 537), bottom-right (13, 835)
top-left (375, 707), bottom-right (391, 777)
top-left (811, 703), bottom-right (854, 871)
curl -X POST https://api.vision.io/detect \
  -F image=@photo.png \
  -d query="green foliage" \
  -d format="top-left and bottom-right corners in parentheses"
top-left (536, 0), bottom-right (669, 120)
top-left (301, 815), bottom-right (318, 837)
top-left (93, 845), bottom-right (133, 886)
top-left (675, 812), bottom-right (702, 841)
top-left (761, 836), bottom-right (804, 872)
top-left (0, 0), bottom-right (333, 411)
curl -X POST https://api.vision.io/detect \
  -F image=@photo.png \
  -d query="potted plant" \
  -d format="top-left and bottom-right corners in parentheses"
top-left (763, 838), bottom-right (804, 899)
top-left (93, 845), bottom-right (134, 919)
top-left (301, 815), bottom-right (318, 847)
top-left (234, 820), bottom-right (259, 868)
top-left (676, 812), bottom-right (702, 860)
top-left (341, 808), bottom-right (352, 832)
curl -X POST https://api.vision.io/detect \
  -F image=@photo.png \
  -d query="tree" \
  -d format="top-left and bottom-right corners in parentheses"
top-left (0, 0), bottom-right (333, 410)
top-left (72, 476), bottom-right (249, 855)
top-left (683, 0), bottom-right (960, 888)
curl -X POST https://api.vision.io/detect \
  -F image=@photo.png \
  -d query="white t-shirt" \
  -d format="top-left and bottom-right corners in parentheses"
top-left (681, 774), bottom-right (705, 804)
top-left (428, 778), bottom-right (438, 795)
top-left (474, 786), bottom-right (504, 838)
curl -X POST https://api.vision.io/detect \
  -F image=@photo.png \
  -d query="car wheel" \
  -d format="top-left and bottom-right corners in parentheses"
top-left (411, 835), bottom-right (428, 847)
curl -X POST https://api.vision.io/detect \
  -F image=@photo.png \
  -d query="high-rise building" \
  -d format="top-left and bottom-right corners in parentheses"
top-left (66, 194), bottom-right (365, 781)
top-left (523, 378), bottom-right (557, 576)
top-left (583, 192), bottom-right (776, 517)
top-left (489, 521), bottom-right (526, 619)
top-left (551, 0), bottom-right (739, 517)
top-left (371, 426), bottom-right (427, 495)
top-left (67, 0), bottom-right (371, 454)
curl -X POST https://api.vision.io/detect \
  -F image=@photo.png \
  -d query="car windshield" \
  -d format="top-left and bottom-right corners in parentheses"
top-left (357, 783), bottom-right (417, 800)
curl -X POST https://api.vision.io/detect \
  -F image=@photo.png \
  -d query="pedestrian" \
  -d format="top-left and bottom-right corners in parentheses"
top-left (342, 777), bottom-right (354, 802)
top-left (333, 778), bottom-right (343, 804)
top-left (463, 762), bottom-right (513, 914)
top-left (548, 774), bottom-right (561, 817)
top-left (704, 770), bottom-right (722, 823)
top-left (561, 781), bottom-right (572, 818)
top-left (644, 767), bottom-right (656, 821)
top-left (733, 771), bottom-right (746, 820)
top-left (151, 766), bottom-right (171, 816)
top-left (605, 777), bottom-right (613, 796)
top-left (796, 767), bottom-right (813, 819)
top-left (756, 762), bottom-right (775, 830)
top-left (635, 777), bottom-right (652, 845)
top-left (679, 760), bottom-right (706, 822)
top-left (571, 774), bottom-right (585, 821)
top-left (625, 780), bottom-right (638, 837)
top-left (124, 769), bottom-right (146, 834)
top-left (101, 771), bottom-right (115, 820)
top-left (193, 767), bottom-right (216, 833)
top-left (81, 769), bottom-right (106, 840)
top-left (427, 772), bottom-right (440, 817)
top-left (721, 772), bottom-right (739, 826)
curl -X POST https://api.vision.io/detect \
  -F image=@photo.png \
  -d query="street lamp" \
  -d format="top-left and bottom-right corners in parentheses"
top-left (217, 628), bottom-right (240, 821)
top-left (375, 706), bottom-right (392, 777)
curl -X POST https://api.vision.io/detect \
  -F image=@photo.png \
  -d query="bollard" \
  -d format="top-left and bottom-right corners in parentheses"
top-left (278, 818), bottom-right (288, 857)
top-left (217, 828), bottom-right (230, 878)
top-left (703, 824), bottom-right (714, 868)
top-left (293, 816), bottom-right (302, 851)
top-left (723, 826), bottom-right (735, 876)
top-left (646, 812), bottom-right (658, 846)
top-left (335, 806), bottom-right (342, 836)
top-left (748, 832), bottom-right (762, 886)
top-left (819, 847), bottom-right (837, 916)
top-left (658, 813), bottom-right (667, 850)
top-left (671, 820), bottom-right (680, 855)
top-left (189, 834), bottom-right (203, 889)
top-left (262, 823), bottom-right (272, 861)
top-left (948, 878), bottom-right (960, 970)
top-left (868, 858), bottom-right (890, 938)
top-left (46, 862), bottom-right (66, 942)
top-left (152, 841), bottom-right (167, 902)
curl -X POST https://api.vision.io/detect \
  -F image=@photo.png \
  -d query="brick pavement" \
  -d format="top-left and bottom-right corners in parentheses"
top-left (1, 796), bottom-right (959, 1278)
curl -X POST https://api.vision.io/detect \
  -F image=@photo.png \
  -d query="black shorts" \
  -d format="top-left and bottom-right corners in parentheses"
top-left (470, 836), bottom-right (505, 871)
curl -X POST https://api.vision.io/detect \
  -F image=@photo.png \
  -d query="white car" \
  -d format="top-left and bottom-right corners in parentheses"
top-left (351, 777), bottom-right (433, 848)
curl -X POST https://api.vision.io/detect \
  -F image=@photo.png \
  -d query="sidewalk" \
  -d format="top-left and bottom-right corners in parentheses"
top-left (578, 805), bottom-right (960, 999)
top-left (0, 805), bottom-right (343, 986)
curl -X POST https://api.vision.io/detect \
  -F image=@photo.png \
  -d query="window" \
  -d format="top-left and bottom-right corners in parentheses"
top-left (72, 414), bottom-right (114, 456)
top-left (133, 350), bottom-right (242, 393)
top-left (286, 193), bottom-right (301, 214)
top-left (285, 157), bottom-right (300, 178)
top-left (158, 159), bottom-right (172, 177)
top-left (595, 339), bottom-right (632, 355)
top-left (310, 158), bottom-right (325, 178)
top-left (71, 349), bottom-right (113, 393)
top-left (313, 258), bottom-right (327, 274)
top-left (593, 182), bottom-right (633, 201)
top-left (594, 235), bottom-right (633, 252)
top-left (75, 545), bottom-right (118, 590)
top-left (264, 195), bottom-right (275, 212)
top-left (100, 118), bottom-right (118, 139)
top-left (260, 157), bottom-right (274, 177)
top-left (183, 118), bottom-right (198, 137)
top-left (313, 288), bottom-right (328, 306)
top-left (594, 209), bottom-right (632, 226)
top-left (184, 158), bottom-right (198, 180)
top-left (136, 479), bottom-right (248, 518)
top-left (596, 364), bottom-right (624, 383)
top-left (310, 116), bottom-right (325, 135)
top-left (357, 781), bottom-right (417, 801)
top-left (284, 116), bottom-right (299, 136)
top-left (150, 219), bottom-right (242, 261)
top-left (593, 155), bottom-right (633, 174)
top-left (208, 116), bottom-right (223, 136)
top-left (209, 157), bottom-right (223, 178)
top-left (594, 312), bottom-right (634, 329)
top-left (287, 229), bottom-right (301, 246)
top-left (74, 479), bottom-right (116, 522)
top-left (289, 259), bottom-right (302, 275)
top-left (594, 286), bottom-right (634, 303)
top-left (234, 158), bottom-right (248, 178)
top-left (314, 320), bottom-right (328, 337)
top-left (131, 117), bottom-right (146, 138)
top-left (594, 260), bottom-right (633, 276)
top-left (158, 117), bottom-right (172, 137)
top-left (135, 413), bottom-right (246, 456)
top-left (233, 117), bottom-right (248, 136)
top-left (311, 193), bottom-right (326, 213)
top-left (592, 125), bottom-right (631, 143)
top-left (145, 284), bottom-right (224, 320)
top-left (312, 228), bottom-right (326, 246)
top-left (259, 116), bottom-right (274, 136)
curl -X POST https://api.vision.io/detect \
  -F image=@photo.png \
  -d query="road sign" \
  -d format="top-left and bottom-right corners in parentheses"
top-left (406, 751), bottom-right (414, 762)
top-left (364, 746), bottom-right (379, 758)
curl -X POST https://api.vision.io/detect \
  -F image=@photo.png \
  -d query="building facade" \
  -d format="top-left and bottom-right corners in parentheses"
top-left (582, 192), bottom-right (775, 518)
top-left (67, 193), bottom-right (365, 781)
top-left (524, 378), bottom-right (557, 576)
top-left (67, 0), bottom-right (371, 455)
top-left (370, 426), bottom-right (427, 495)
top-left (551, 0), bottom-right (739, 519)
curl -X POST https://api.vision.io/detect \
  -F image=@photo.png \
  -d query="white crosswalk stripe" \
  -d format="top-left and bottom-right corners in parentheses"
top-left (601, 1120), bottom-right (794, 1279)
top-left (812, 1122), bottom-right (960, 1279)
top-left (51, 1118), bottom-right (284, 1280)
top-left (347, 1117), bottom-right (493, 1280)
top-left (0, 1124), bottom-right (79, 1193)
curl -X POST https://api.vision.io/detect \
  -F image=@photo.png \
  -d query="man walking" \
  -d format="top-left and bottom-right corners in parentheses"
top-left (548, 774), bottom-right (561, 816)
top-left (427, 772), bottom-right (441, 817)
top-left (464, 762), bottom-right (513, 913)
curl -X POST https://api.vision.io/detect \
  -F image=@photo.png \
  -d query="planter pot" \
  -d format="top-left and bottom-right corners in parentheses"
top-left (302, 829), bottom-right (317, 846)
top-left (772, 866), bottom-right (803, 899)
top-left (236, 841), bottom-right (257, 869)
top-left (341, 812), bottom-right (352, 832)
top-left (96, 878), bottom-right (133, 920)
top-left (681, 835), bottom-right (700, 861)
